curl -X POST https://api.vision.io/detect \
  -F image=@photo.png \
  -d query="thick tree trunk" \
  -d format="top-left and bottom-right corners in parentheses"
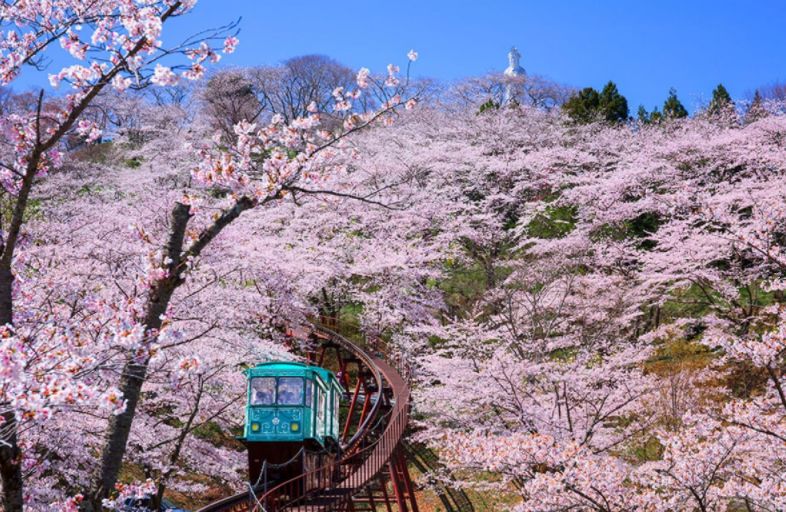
top-left (90, 203), bottom-right (191, 507)
top-left (90, 359), bottom-right (151, 505)
top-left (0, 158), bottom-right (38, 512)
top-left (0, 411), bottom-right (23, 512)
top-left (154, 381), bottom-right (203, 509)
top-left (0, 267), bottom-right (13, 327)
top-left (89, 196), bottom-right (256, 508)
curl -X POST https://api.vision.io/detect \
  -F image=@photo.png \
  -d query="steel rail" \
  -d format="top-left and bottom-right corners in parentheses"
top-left (195, 323), bottom-right (408, 512)
top-left (310, 324), bottom-right (384, 451)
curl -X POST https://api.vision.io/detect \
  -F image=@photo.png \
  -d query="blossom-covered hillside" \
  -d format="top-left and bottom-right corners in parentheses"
top-left (1, 2), bottom-right (785, 511)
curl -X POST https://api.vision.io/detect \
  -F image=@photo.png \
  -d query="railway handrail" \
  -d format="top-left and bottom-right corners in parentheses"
top-left (195, 322), bottom-right (409, 512)
top-left (257, 391), bottom-right (407, 510)
top-left (251, 329), bottom-right (409, 510)
top-left (310, 324), bottom-right (384, 451)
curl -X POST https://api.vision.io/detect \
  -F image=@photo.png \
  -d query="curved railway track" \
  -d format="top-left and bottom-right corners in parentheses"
top-left (196, 323), bottom-right (418, 512)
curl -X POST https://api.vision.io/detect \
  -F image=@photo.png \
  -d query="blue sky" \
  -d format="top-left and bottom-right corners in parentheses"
top-left (14, 0), bottom-right (786, 112)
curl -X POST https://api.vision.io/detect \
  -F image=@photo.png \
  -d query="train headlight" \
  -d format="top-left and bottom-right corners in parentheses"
top-left (250, 422), bottom-right (260, 432)
top-left (290, 422), bottom-right (300, 432)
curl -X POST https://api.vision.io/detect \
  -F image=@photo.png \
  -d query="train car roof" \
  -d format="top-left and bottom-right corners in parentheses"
top-left (248, 361), bottom-right (309, 372)
top-left (246, 361), bottom-right (338, 384)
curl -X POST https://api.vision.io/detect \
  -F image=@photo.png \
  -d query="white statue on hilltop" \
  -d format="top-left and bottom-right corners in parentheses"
top-left (503, 46), bottom-right (526, 105)
top-left (504, 46), bottom-right (526, 77)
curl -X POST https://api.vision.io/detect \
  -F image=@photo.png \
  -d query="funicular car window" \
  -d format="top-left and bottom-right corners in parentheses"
top-left (277, 377), bottom-right (304, 405)
top-left (333, 389), bottom-right (340, 432)
top-left (250, 377), bottom-right (276, 405)
top-left (305, 380), bottom-right (313, 407)
top-left (317, 387), bottom-right (324, 419)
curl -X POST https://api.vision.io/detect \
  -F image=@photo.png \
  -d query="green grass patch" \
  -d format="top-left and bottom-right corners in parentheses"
top-left (527, 205), bottom-right (577, 239)
top-left (124, 156), bottom-right (143, 168)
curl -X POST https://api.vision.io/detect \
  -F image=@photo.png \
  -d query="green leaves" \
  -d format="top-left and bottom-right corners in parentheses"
top-left (562, 81), bottom-right (629, 124)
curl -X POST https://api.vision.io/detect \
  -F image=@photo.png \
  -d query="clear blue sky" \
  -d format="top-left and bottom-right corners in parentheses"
top-left (14, 0), bottom-right (786, 111)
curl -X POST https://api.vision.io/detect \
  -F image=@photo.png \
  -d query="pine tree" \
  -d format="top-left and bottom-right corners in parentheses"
top-left (650, 107), bottom-right (663, 124)
top-left (563, 82), bottom-right (629, 124)
top-left (744, 89), bottom-right (767, 124)
top-left (599, 81), bottom-right (629, 123)
top-left (562, 87), bottom-right (601, 124)
top-left (637, 105), bottom-right (663, 125)
top-left (662, 88), bottom-right (688, 119)
top-left (708, 83), bottom-right (733, 115)
top-left (478, 98), bottom-right (499, 114)
top-left (637, 105), bottom-right (650, 124)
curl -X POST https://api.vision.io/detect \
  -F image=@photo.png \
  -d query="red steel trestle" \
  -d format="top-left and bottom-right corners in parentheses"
top-left (195, 322), bottom-right (418, 512)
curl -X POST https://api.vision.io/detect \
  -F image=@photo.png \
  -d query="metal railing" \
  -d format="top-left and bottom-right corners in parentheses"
top-left (252, 329), bottom-right (410, 511)
top-left (196, 322), bottom-right (410, 512)
top-left (310, 324), bottom-right (384, 451)
top-left (254, 396), bottom-right (408, 511)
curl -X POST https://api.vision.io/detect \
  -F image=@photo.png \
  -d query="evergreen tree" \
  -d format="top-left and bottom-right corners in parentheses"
top-left (637, 105), bottom-right (663, 125)
top-left (562, 87), bottom-right (601, 124)
top-left (650, 106), bottom-right (663, 124)
top-left (637, 105), bottom-right (650, 124)
top-left (662, 87), bottom-right (688, 119)
top-left (599, 81), bottom-right (629, 122)
top-left (478, 98), bottom-right (499, 114)
top-left (708, 83), bottom-right (733, 115)
top-left (563, 82), bottom-right (628, 124)
top-left (744, 89), bottom-right (767, 124)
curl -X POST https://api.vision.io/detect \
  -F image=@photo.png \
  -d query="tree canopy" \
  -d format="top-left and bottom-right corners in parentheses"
top-left (562, 81), bottom-right (628, 123)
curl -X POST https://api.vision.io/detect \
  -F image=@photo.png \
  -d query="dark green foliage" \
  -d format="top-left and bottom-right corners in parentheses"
top-left (638, 105), bottom-right (663, 125)
top-left (745, 89), bottom-right (768, 124)
top-left (562, 81), bottom-right (628, 124)
top-left (478, 98), bottom-right (499, 114)
top-left (527, 205), bottom-right (578, 239)
top-left (637, 105), bottom-right (649, 124)
top-left (630, 436), bottom-right (665, 462)
top-left (193, 421), bottom-right (237, 448)
top-left (439, 260), bottom-right (512, 315)
top-left (708, 83), bottom-right (733, 115)
top-left (659, 281), bottom-right (776, 323)
top-left (124, 156), bottom-right (143, 168)
top-left (439, 262), bottom-right (489, 314)
top-left (590, 211), bottom-right (662, 249)
top-left (637, 88), bottom-right (685, 126)
top-left (628, 211), bottom-right (663, 249)
top-left (76, 184), bottom-right (105, 197)
top-left (662, 88), bottom-right (688, 119)
top-left (562, 87), bottom-right (600, 124)
top-left (599, 81), bottom-right (629, 122)
top-left (628, 211), bottom-right (662, 239)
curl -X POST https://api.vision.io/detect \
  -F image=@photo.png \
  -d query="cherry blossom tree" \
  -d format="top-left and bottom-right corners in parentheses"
top-left (5, 6), bottom-right (786, 508)
top-left (356, 97), bottom-right (786, 510)
top-left (0, 1), bottom-right (241, 508)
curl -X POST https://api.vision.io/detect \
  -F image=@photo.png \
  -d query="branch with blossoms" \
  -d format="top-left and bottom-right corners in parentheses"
top-left (88, 50), bottom-right (420, 507)
top-left (191, 50), bottom-right (421, 214)
top-left (0, 2), bottom-right (243, 510)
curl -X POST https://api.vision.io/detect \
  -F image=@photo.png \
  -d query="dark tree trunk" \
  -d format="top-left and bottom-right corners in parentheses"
top-left (90, 203), bottom-right (191, 507)
top-left (0, 267), bottom-right (13, 327)
top-left (89, 196), bottom-right (256, 508)
top-left (0, 9), bottom-right (183, 505)
top-left (0, 270), bottom-right (19, 511)
top-left (0, 158), bottom-right (39, 512)
top-left (154, 380), bottom-right (203, 509)
top-left (0, 411), bottom-right (23, 512)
